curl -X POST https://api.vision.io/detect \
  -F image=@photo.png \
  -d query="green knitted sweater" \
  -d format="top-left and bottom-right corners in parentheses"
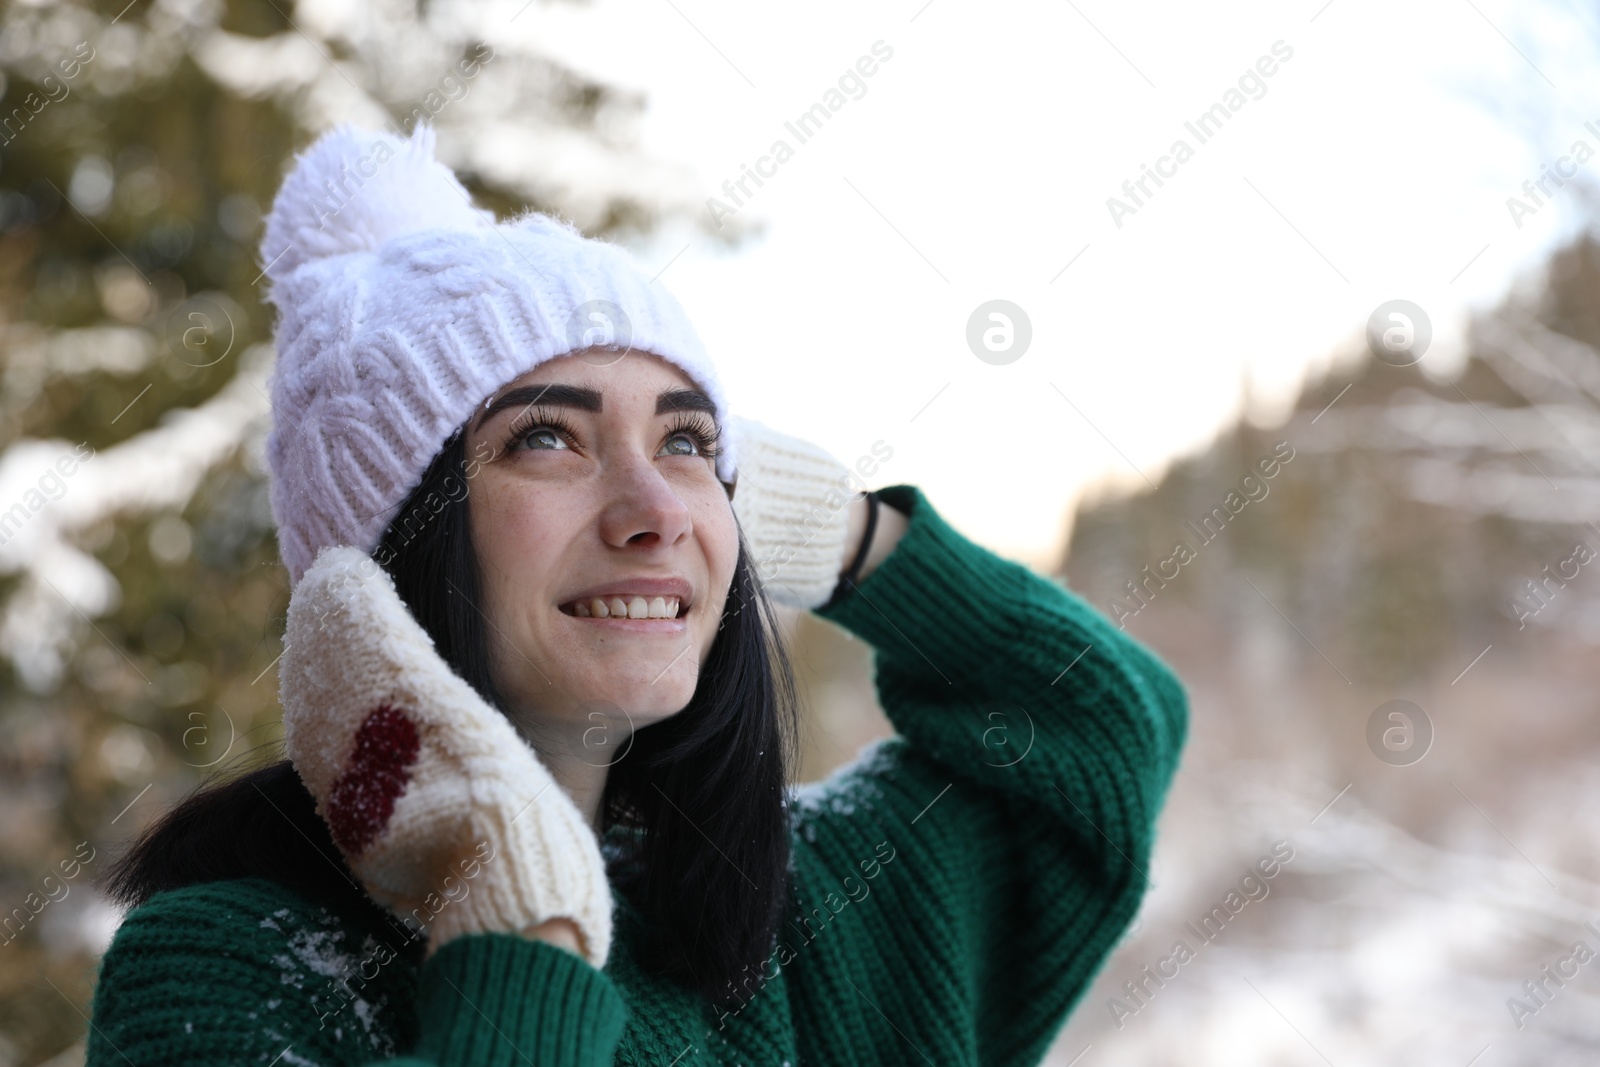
top-left (87, 483), bottom-right (1188, 1066)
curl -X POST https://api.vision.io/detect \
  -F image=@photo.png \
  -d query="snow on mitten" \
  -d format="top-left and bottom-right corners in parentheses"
top-left (279, 545), bottom-right (614, 969)
top-left (726, 415), bottom-right (860, 611)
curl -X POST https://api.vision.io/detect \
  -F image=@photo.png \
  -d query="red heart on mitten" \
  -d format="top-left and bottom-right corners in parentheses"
top-left (327, 704), bottom-right (421, 854)
top-left (280, 545), bottom-right (616, 968)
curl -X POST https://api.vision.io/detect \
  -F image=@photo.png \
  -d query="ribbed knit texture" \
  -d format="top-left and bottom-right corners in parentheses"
top-left (88, 483), bottom-right (1188, 1066)
top-left (726, 415), bottom-right (858, 610)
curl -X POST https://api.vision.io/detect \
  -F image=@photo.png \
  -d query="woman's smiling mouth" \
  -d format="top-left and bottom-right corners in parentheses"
top-left (560, 595), bottom-right (684, 620)
top-left (557, 577), bottom-right (695, 624)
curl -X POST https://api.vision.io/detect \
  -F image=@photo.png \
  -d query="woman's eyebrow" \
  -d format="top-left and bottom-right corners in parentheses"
top-left (656, 388), bottom-right (716, 419)
top-left (472, 383), bottom-right (599, 434)
top-left (471, 383), bottom-right (716, 433)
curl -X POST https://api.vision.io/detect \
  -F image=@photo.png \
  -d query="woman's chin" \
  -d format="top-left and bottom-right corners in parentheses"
top-left (562, 645), bottom-right (701, 697)
top-left (566, 679), bottom-right (696, 723)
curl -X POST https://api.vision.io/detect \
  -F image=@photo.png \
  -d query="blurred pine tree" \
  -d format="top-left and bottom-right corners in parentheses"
top-left (0, 2), bottom-right (732, 1061)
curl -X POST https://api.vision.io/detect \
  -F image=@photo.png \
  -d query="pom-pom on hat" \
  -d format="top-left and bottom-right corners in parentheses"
top-left (259, 121), bottom-right (737, 587)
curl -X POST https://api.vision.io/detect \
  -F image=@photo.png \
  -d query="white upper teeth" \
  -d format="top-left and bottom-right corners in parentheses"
top-left (571, 595), bottom-right (681, 619)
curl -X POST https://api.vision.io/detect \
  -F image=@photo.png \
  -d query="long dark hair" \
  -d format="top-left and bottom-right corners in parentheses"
top-left (101, 429), bottom-right (803, 1008)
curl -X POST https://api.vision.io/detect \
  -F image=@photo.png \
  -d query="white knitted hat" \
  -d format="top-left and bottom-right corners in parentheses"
top-left (259, 121), bottom-right (738, 587)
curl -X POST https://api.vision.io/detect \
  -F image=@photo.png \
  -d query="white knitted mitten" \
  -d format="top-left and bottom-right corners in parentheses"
top-left (279, 545), bottom-right (614, 969)
top-left (726, 415), bottom-right (860, 611)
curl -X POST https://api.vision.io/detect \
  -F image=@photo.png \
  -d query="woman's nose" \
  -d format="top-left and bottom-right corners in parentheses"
top-left (597, 454), bottom-right (693, 549)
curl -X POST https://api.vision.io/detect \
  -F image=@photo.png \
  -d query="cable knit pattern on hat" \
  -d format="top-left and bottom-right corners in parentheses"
top-left (280, 543), bottom-right (615, 970)
top-left (260, 122), bottom-right (737, 587)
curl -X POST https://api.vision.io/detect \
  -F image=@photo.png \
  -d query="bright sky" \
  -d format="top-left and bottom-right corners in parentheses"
top-left (498, 0), bottom-right (1595, 567)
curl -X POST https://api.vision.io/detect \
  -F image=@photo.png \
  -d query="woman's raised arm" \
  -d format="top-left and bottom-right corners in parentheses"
top-left (783, 482), bottom-right (1189, 1065)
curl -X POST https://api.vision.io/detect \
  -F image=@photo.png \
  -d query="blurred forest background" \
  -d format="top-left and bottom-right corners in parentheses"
top-left (0, 0), bottom-right (738, 1062)
top-left (1, 0), bottom-right (1598, 1065)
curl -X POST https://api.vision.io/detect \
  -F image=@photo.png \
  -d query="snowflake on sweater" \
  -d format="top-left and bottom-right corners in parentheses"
top-left (261, 903), bottom-right (402, 1060)
top-left (787, 734), bottom-right (897, 843)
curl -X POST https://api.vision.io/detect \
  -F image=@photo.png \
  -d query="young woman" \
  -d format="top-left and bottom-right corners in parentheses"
top-left (87, 123), bottom-right (1188, 1066)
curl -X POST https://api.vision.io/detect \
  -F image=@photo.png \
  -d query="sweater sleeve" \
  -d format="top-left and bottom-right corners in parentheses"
top-left (788, 483), bottom-right (1188, 1065)
top-left (85, 877), bottom-right (629, 1067)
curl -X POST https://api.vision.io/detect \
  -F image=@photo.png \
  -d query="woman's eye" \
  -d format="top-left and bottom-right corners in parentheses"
top-left (659, 432), bottom-right (700, 457)
top-left (517, 427), bottom-right (568, 451)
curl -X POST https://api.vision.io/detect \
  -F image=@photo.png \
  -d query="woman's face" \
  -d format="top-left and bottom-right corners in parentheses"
top-left (462, 350), bottom-right (739, 754)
